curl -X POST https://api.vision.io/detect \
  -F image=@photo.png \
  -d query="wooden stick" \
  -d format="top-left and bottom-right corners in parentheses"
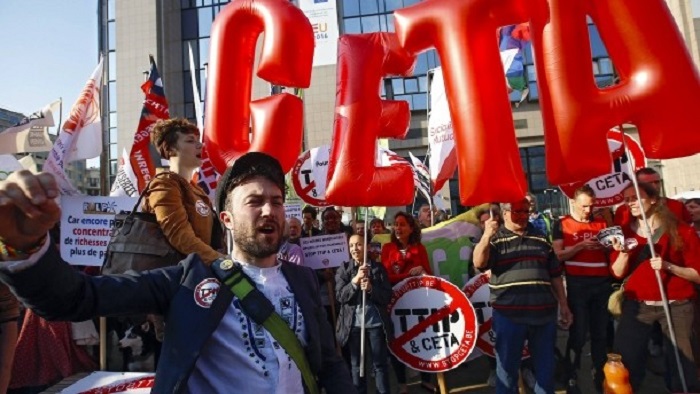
top-left (437, 372), bottom-right (448, 393)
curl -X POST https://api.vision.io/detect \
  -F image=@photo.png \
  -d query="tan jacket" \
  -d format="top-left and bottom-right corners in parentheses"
top-left (143, 172), bottom-right (221, 264)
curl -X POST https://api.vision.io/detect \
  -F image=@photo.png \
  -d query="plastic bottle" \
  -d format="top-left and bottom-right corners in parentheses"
top-left (602, 353), bottom-right (633, 394)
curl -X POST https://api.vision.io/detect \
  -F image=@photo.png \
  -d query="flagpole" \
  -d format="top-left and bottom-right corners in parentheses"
top-left (359, 208), bottom-right (369, 377)
top-left (98, 51), bottom-right (109, 372)
top-left (620, 126), bottom-right (688, 393)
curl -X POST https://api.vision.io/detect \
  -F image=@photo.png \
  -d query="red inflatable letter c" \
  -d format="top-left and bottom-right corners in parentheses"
top-left (204, 0), bottom-right (313, 174)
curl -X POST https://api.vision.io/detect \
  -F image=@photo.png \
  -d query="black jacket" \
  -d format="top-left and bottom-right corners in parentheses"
top-left (334, 259), bottom-right (393, 347)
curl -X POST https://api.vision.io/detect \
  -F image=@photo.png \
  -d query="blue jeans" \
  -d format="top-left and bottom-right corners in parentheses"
top-left (349, 327), bottom-right (390, 394)
top-left (492, 309), bottom-right (557, 394)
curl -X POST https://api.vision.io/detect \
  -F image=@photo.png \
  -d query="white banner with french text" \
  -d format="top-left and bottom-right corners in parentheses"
top-left (60, 196), bottom-right (137, 266)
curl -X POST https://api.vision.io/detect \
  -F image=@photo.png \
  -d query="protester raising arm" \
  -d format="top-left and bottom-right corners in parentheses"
top-left (473, 215), bottom-right (498, 271)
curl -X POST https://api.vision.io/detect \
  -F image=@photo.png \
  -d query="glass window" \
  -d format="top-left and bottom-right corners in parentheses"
top-left (183, 74), bottom-right (194, 102)
top-left (108, 51), bottom-right (117, 81)
top-left (386, 13), bottom-right (395, 32)
top-left (109, 112), bottom-right (117, 127)
top-left (528, 155), bottom-right (545, 171)
top-left (404, 0), bottom-right (420, 6)
top-left (108, 81), bottom-right (117, 112)
top-left (526, 64), bottom-right (537, 82)
top-left (181, 0), bottom-right (193, 9)
top-left (343, 0), bottom-right (360, 17)
top-left (413, 93), bottom-right (427, 110)
top-left (109, 127), bottom-right (118, 143)
top-left (107, 0), bottom-right (116, 20)
top-left (344, 17), bottom-right (361, 34)
top-left (199, 69), bottom-right (207, 100)
top-left (528, 82), bottom-right (539, 101)
top-left (181, 9), bottom-right (198, 40)
top-left (413, 53), bottom-right (428, 75)
top-left (384, 0), bottom-right (402, 12)
top-left (360, 0), bottom-right (378, 14)
top-left (427, 50), bottom-right (440, 69)
top-left (530, 173), bottom-right (548, 190)
top-left (588, 25), bottom-right (608, 58)
top-left (404, 78), bottom-right (418, 93)
top-left (108, 21), bottom-right (116, 50)
top-left (198, 7), bottom-right (213, 37)
top-left (183, 40), bottom-right (198, 71)
top-left (185, 103), bottom-right (196, 120)
top-left (361, 15), bottom-right (380, 33)
top-left (380, 79), bottom-right (386, 96)
top-left (592, 61), bottom-right (599, 75)
top-left (379, 14), bottom-right (387, 32)
top-left (109, 143), bottom-right (118, 160)
top-left (418, 75), bottom-right (428, 92)
top-left (598, 57), bottom-right (613, 75)
top-left (392, 78), bottom-right (404, 95)
top-left (199, 37), bottom-right (210, 67)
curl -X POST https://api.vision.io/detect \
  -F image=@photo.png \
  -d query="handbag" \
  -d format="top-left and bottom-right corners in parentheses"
top-left (101, 173), bottom-right (188, 275)
top-left (607, 228), bottom-right (661, 317)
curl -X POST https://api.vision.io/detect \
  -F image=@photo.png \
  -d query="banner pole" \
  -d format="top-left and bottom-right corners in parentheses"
top-left (359, 208), bottom-right (369, 377)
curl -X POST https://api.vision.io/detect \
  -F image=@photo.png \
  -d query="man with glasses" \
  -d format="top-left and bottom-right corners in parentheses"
top-left (614, 167), bottom-right (691, 226)
top-left (474, 197), bottom-right (572, 394)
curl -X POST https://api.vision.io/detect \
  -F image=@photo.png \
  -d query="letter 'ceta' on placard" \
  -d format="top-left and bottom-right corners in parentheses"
top-left (533, 0), bottom-right (700, 185)
top-left (325, 32), bottom-right (416, 207)
top-left (393, 0), bottom-right (528, 205)
top-left (204, 0), bottom-right (313, 174)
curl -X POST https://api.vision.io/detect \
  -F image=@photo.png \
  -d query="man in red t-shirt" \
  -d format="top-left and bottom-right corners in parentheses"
top-left (552, 185), bottom-right (610, 391)
top-left (614, 167), bottom-right (691, 226)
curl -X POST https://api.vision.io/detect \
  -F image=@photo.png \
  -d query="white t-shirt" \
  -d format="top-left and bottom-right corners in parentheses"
top-left (188, 262), bottom-right (307, 393)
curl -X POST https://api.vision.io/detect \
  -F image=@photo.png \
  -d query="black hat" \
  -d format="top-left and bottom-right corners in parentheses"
top-left (215, 152), bottom-right (286, 213)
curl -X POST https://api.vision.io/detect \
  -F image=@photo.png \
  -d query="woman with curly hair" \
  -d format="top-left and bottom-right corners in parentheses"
top-left (611, 182), bottom-right (700, 392)
top-left (381, 211), bottom-right (434, 393)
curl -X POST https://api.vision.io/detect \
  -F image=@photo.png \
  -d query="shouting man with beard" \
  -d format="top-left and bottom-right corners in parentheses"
top-left (0, 152), bottom-right (354, 394)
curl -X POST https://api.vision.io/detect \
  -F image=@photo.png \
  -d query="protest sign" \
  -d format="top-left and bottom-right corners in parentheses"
top-left (60, 196), bottom-right (136, 266)
top-left (462, 273), bottom-right (529, 359)
top-left (422, 211), bottom-right (482, 289)
top-left (389, 276), bottom-right (478, 372)
top-left (560, 129), bottom-right (646, 207)
top-left (284, 202), bottom-right (303, 222)
top-left (59, 371), bottom-right (154, 394)
top-left (299, 233), bottom-right (349, 270)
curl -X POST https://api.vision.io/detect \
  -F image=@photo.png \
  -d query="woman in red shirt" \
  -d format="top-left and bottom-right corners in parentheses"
top-left (611, 182), bottom-right (700, 392)
top-left (381, 211), bottom-right (434, 393)
top-left (381, 212), bottom-right (432, 284)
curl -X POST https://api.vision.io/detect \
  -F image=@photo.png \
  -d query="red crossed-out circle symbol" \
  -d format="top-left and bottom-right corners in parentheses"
top-left (388, 276), bottom-right (478, 372)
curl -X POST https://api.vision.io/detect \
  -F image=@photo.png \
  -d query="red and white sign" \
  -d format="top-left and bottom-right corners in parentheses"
top-left (292, 144), bottom-right (412, 207)
top-left (59, 372), bottom-right (154, 394)
top-left (194, 278), bottom-right (220, 308)
top-left (292, 146), bottom-right (332, 207)
top-left (559, 129), bottom-right (646, 207)
top-left (462, 273), bottom-right (529, 359)
top-left (388, 276), bottom-right (478, 372)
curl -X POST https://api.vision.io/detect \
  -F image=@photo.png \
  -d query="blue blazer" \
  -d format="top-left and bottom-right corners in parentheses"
top-left (0, 246), bottom-right (354, 393)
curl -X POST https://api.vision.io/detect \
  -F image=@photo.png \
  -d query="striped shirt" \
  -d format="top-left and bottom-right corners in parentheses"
top-left (486, 225), bottom-right (562, 325)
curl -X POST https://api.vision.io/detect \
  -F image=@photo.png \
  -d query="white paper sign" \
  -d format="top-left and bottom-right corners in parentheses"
top-left (299, 233), bottom-right (348, 269)
top-left (60, 196), bottom-right (137, 266)
top-left (284, 203), bottom-right (303, 222)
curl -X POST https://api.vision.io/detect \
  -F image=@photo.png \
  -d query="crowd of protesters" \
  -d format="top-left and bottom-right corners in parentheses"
top-left (1, 152), bottom-right (700, 394)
